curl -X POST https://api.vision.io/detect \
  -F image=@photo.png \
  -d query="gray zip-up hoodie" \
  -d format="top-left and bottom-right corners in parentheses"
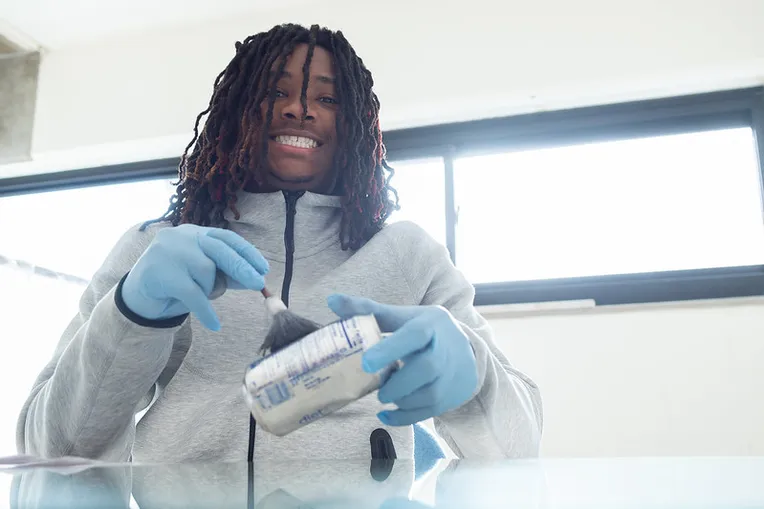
top-left (16, 190), bottom-right (543, 463)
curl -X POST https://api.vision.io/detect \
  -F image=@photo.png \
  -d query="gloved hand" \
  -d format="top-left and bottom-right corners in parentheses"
top-left (121, 224), bottom-right (269, 331)
top-left (327, 294), bottom-right (479, 426)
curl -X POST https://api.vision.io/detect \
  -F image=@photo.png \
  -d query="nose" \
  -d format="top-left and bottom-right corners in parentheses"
top-left (280, 94), bottom-right (315, 123)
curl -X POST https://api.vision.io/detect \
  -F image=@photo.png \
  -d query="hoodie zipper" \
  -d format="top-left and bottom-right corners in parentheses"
top-left (247, 190), bottom-right (304, 464)
top-left (281, 190), bottom-right (304, 306)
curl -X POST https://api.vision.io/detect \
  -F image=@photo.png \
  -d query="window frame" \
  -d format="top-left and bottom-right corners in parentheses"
top-left (2, 87), bottom-right (763, 306)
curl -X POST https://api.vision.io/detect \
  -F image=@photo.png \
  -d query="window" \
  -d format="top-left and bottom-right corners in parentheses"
top-left (387, 157), bottom-right (447, 248)
top-left (381, 86), bottom-right (764, 305)
top-left (2, 86), bottom-right (763, 314)
top-left (453, 128), bottom-right (764, 284)
top-left (0, 178), bottom-right (176, 457)
top-left (0, 178), bottom-right (176, 281)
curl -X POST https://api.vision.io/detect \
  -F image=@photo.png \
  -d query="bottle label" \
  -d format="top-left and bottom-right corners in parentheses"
top-left (243, 314), bottom-right (392, 436)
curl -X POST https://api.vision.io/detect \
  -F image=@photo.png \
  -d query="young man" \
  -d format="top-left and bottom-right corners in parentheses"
top-left (17, 23), bottom-right (542, 463)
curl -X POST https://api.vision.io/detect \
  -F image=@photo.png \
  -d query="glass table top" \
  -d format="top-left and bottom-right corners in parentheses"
top-left (3, 457), bottom-right (764, 508)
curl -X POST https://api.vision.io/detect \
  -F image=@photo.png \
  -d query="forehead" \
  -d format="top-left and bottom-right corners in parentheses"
top-left (275, 43), bottom-right (335, 78)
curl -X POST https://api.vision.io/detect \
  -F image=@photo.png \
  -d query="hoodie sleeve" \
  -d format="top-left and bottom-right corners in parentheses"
top-left (16, 224), bottom-right (191, 461)
top-left (388, 222), bottom-right (543, 459)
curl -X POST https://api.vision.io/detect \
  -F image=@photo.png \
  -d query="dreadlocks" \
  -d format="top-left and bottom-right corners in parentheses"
top-left (142, 23), bottom-right (399, 250)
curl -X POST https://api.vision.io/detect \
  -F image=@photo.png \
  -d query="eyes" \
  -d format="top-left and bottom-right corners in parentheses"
top-left (275, 89), bottom-right (338, 106)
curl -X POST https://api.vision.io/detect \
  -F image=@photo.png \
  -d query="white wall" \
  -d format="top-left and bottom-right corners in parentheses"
top-left (14, 0), bottom-right (764, 170)
top-left (491, 298), bottom-right (764, 457)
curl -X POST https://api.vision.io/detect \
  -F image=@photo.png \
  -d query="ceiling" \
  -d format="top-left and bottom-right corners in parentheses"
top-left (0, 0), bottom-right (317, 50)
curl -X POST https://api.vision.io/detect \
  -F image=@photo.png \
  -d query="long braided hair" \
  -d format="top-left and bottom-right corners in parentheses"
top-left (143, 23), bottom-right (398, 250)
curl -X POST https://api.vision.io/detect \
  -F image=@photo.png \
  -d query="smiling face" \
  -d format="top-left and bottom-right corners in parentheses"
top-left (166, 24), bottom-right (398, 249)
top-left (258, 43), bottom-right (339, 193)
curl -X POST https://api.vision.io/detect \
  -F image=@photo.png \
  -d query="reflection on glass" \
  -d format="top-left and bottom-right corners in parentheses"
top-left (9, 457), bottom-right (761, 509)
top-left (7, 459), bottom-right (425, 509)
top-left (454, 128), bottom-right (764, 283)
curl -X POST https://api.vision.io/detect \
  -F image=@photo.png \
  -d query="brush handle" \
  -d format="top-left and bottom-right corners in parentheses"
top-left (211, 269), bottom-right (273, 300)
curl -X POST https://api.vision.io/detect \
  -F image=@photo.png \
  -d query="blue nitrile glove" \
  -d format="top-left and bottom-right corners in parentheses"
top-left (121, 224), bottom-right (269, 331)
top-left (327, 294), bottom-right (479, 426)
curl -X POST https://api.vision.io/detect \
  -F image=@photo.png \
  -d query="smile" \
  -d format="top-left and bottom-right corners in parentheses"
top-left (272, 135), bottom-right (321, 149)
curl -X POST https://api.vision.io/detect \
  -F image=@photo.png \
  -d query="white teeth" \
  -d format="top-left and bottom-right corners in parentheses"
top-left (275, 135), bottom-right (318, 149)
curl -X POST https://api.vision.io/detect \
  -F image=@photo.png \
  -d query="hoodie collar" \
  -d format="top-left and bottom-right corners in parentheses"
top-left (225, 191), bottom-right (342, 259)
